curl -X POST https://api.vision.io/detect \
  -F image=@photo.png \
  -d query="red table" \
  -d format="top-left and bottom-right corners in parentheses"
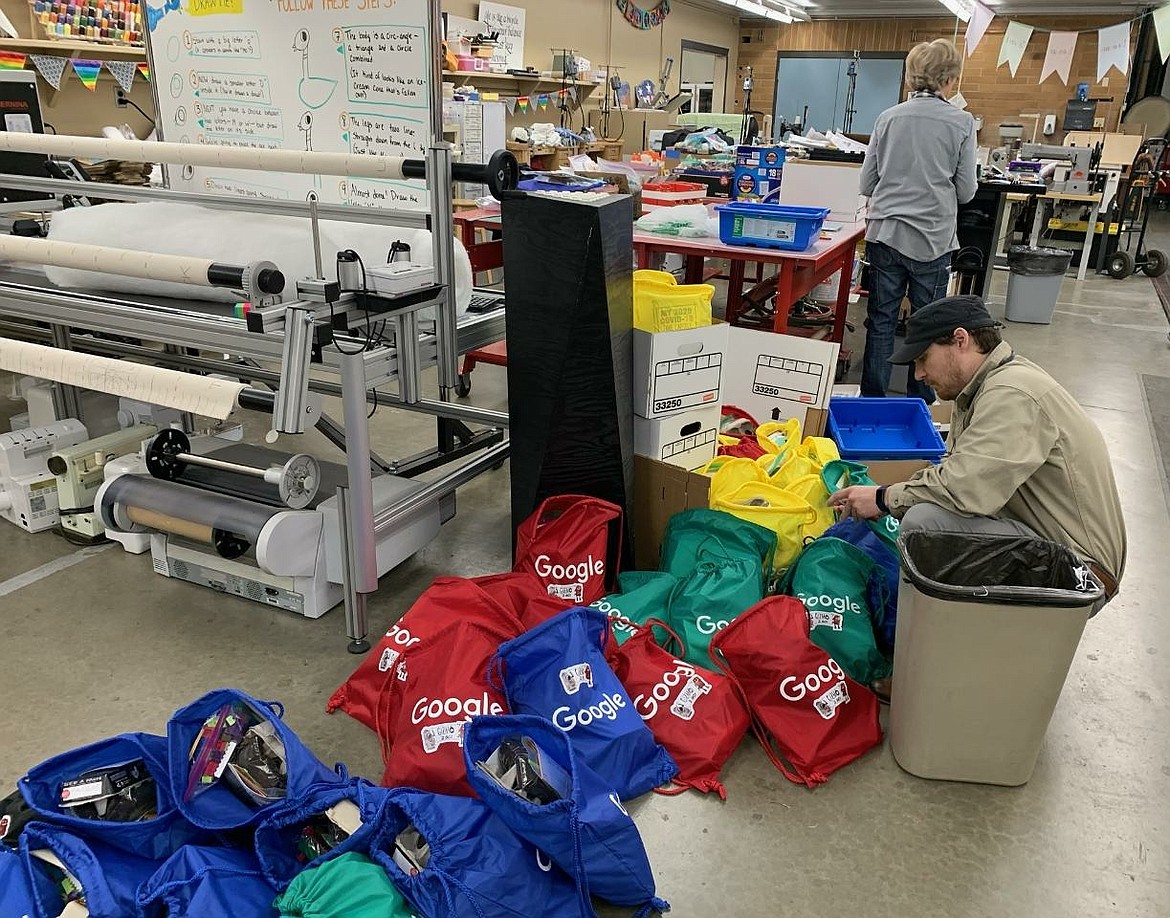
top-left (453, 207), bottom-right (504, 279)
top-left (632, 222), bottom-right (865, 341)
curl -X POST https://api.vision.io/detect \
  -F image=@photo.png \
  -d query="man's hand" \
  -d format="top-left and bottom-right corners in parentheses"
top-left (828, 485), bottom-right (883, 521)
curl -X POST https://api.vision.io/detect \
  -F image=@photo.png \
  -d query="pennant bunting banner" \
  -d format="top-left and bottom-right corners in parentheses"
top-left (0, 50), bottom-right (26, 70)
top-left (105, 59), bottom-right (138, 94)
top-left (615, 0), bottom-right (670, 30)
top-left (1039, 30), bottom-right (1077, 85)
top-left (137, 62), bottom-right (151, 82)
top-left (1096, 22), bottom-right (1130, 81)
top-left (1155, 4), bottom-right (1170, 64)
top-left (964, 2), bottom-right (995, 56)
top-left (518, 96), bottom-right (529, 112)
top-left (71, 58), bottom-right (102, 91)
top-left (538, 93), bottom-right (548, 109)
top-left (505, 96), bottom-right (516, 115)
top-left (29, 55), bottom-right (66, 90)
top-left (569, 86), bottom-right (578, 102)
top-left (997, 20), bottom-right (1033, 78)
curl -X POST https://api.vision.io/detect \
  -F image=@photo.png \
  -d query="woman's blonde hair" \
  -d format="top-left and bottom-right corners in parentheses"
top-left (905, 39), bottom-right (961, 93)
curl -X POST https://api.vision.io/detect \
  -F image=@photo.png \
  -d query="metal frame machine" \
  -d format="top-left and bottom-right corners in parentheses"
top-left (0, 0), bottom-right (519, 653)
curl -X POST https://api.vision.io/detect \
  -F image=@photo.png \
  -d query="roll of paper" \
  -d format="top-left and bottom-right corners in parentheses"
top-left (0, 339), bottom-right (245, 420)
top-left (0, 235), bottom-right (220, 287)
top-left (0, 132), bottom-right (407, 180)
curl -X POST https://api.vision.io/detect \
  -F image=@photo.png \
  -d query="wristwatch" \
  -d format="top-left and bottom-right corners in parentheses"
top-left (875, 486), bottom-right (889, 515)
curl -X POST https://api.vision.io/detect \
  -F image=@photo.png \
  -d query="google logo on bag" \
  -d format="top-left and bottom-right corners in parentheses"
top-left (779, 659), bottom-right (846, 702)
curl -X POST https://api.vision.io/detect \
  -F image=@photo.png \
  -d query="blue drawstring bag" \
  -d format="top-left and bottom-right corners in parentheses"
top-left (369, 788), bottom-right (591, 918)
top-left (464, 714), bottom-right (668, 917)
top-left (166, 688), bottom-right (342, 831)
top-left (254, 778), bottom-right (391, 891)
top-left (492, 606), bottom-right (677, 800)
top-left (19, 821), bottom-right (158, 918)
top-left (1, 842), bottom-right (57, 918)
top-left (823, 517), bottom-right (900, 650)
top-left (136, 845), bottom-right (278, 918)
top-left (19, 732), bottom-right (198, 861)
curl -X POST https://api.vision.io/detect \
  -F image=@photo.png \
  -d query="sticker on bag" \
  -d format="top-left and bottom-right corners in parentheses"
top-left (559, 663), bottom-right (594, 695)
top-left (420, 721), bottom-right (466, 754)
top-left (808, 610), bottom-right (844, 632)
top-left (670, 674), bottom-right (713, 721)
top-left (813, 680), bottom-right (850, 721)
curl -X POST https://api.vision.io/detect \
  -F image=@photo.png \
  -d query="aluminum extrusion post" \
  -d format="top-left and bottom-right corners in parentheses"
top-left (271, 304), bottom-right (315, 436)
top-left (339, 351), bottom-right (378, 647)
top-left (335, 484), bottom-right (369, 653)
top-left (393, 309), bottom-right (422, 404)
top-left (49, 325), bottom-right (81, 422)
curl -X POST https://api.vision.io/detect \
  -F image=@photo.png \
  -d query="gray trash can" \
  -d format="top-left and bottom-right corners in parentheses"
top-left (1004, 246), bottom-right (1073, 324)
top-left (889, 531), bottom-right (1102, 786)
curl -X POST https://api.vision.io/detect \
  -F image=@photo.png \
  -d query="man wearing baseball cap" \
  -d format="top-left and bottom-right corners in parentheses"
top-left (829, 294), bottom-right (1126, 606)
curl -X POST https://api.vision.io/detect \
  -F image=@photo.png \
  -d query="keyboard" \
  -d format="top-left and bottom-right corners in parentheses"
top-left (466, 293), bottom-right (505, 314)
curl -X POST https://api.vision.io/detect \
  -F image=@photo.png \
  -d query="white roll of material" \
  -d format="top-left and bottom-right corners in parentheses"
top-left (41, 202), bottom-right (474, 310)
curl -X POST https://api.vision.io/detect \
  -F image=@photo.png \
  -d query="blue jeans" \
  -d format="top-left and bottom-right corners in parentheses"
top-left (861, 241), bottom-right (951, 401)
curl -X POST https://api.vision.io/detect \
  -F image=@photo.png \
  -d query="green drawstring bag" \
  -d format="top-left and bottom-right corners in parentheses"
top-left (667, 557), bottom-right (766, 667)
top-left (821, 460), bottom-right (901, 546)
top-left (659, 508), bottom-right (776, 578)
top-left (591, 570), bottom-right (678, 645)
top-left (274, 851), bottom-right (417, 918)
top-left (778, 537), bottom-right (892, 685)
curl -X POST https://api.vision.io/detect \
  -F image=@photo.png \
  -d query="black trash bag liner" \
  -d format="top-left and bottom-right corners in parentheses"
top-left (1007, 245), bottom-right (1073, 276)
top-left (897, 531), bottom-right (1102, 608)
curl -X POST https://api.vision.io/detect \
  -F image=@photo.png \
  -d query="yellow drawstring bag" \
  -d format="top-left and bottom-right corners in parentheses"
top-left (755, 418), bottom-right (802, 456)
top-left (783, 473), bottom-right (835, 538)
top-left (702, 456), bottom-right (768, 500)
top-left (711, 480), bottom-right (819, 571)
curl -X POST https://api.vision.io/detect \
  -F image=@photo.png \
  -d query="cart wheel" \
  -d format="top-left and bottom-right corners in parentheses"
top-left (1142, 249), bottom-right (1168, 278)
top-left (1106, 251), bottom-right (1136, 280)
top-left (454, 373), bottom-right (472, 398)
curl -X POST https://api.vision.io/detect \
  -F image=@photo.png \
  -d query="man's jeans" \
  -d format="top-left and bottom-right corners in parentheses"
top-left (861, 241), bottom-right (951, 401)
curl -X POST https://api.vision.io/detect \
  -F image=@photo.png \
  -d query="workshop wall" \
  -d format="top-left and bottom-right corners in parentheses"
top-left (738, 16), bottom-right (1136, 145)
top-left (442, 0), bottom-right (740, 114)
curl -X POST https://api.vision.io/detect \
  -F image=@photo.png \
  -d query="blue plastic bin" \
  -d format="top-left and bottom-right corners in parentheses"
top-left (715, 203), bottom-right (830, 251)
top-left (827, 397), bottom-right (946, 460)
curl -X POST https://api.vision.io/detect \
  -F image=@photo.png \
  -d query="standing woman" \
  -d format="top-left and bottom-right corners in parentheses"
top-left (859, 38), bottom-right (977, 400)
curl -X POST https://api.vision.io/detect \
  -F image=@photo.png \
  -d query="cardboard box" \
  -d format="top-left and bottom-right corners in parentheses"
top-left (634, 405), bottom-right (720, 470)
top-left (865, 460), bottom-right (932, 487)
top-left (633, 321), bottom-right (728, 419)
top-left (723, 328), bottom-right (840, 430)
top-left (780, 160), bottom-right (867, 223)
top-left (804, 407), bottom-right (828, 439)
top-left (633, 455), bottom-right (711, 570)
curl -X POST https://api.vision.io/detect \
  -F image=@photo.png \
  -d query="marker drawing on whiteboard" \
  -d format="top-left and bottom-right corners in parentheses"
top-left (293, 29), bottom-right (339, 110)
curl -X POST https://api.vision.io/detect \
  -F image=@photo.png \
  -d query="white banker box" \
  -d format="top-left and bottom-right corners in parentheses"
top-left (632, 320), bottom-right (728, 419)
top-left (723, 328), bottom-right (839, 431)
top-left (634, 404), bottom-right (720, 470)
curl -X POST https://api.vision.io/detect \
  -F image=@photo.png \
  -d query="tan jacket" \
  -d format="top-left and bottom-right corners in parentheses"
top-left (886, 342), bottom-right (1126, 582)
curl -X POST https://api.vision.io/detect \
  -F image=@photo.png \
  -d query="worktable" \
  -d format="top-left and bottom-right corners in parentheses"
top-left (1028, 191), bottom-right (1104, 282)
top-left (632, 223), bottom-right (865, 340)
top-left (453, 207), bottom-right (503, 280)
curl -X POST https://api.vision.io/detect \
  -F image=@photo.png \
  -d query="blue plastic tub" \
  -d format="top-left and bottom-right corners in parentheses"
top-left (827, 397), bottom-right (946, 461)
top-left (715, 202), bottom-right (830, 251)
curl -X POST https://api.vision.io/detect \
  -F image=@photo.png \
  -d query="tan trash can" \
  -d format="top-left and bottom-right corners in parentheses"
top-left (889, 531), bottom-right (1102, 786)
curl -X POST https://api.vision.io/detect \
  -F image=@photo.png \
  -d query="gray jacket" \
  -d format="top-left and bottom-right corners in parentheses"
top-left (860, 93), bottom-right (978, 262)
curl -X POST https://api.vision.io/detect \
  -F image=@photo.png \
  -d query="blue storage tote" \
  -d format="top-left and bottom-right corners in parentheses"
top-left (715, 203), bottom-right (829, 251)
top-left (827, 397), bottom-right (946, 460)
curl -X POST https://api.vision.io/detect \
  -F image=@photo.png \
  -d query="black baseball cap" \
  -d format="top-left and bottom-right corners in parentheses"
top-left (889, 295), bottom-right (1002, 365)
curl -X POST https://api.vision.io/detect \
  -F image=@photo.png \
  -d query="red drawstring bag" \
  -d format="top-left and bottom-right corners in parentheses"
top-left (326, 577), bottom-right (522, 731)
top-left (709, 596), bottom-right (882, 788)
top-left (376, 617), bottom-right (514, 797)
top-left (607, 621), bottom-right (751, 799)
top-left (471, 570), bottom-right (551, 619)
top-left (513, 494), bottom-right (623, 605)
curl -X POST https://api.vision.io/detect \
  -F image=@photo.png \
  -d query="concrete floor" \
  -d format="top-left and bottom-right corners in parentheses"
top-left (2, 228), bottom-right (1169, 916)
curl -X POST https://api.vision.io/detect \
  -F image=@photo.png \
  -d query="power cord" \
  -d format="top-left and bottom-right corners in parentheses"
top-left (114, 88), bottom-right (156, 127)
top-left (333, 248), bottom-right (376, 354)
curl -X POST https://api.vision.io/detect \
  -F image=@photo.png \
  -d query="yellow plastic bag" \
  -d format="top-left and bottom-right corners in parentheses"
top-left (711, 481), bottom-right (819, 571)
top-left (633, 272), bottom-right (714, 333)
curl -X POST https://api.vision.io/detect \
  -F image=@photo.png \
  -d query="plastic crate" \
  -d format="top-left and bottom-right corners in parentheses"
top-left (827, 397), bottom-right (946, 460)
top-left (715, 202), bottom-right (830, 251)
top-left (642, 181), bottom-right (707, 212)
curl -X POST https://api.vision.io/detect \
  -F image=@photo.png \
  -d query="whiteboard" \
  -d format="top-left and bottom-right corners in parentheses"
top-left (144, 0), bottom-right (433, 210)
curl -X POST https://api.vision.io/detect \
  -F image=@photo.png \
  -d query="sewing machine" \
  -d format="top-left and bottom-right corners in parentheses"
top-left (0, 419), bottom-right (87, 532)
top-left (1015, 143), bottom-right (1094, 195)
top-left (47, 424), bottom-right (156, 542)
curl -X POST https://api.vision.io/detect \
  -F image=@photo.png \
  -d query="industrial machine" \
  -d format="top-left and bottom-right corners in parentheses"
top-left (0, 420), bottom-right (87, 532)
top-left (1014, 143), bottom-right (1095, 195)
top-left (47, 424), bottom-right (156, 542)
